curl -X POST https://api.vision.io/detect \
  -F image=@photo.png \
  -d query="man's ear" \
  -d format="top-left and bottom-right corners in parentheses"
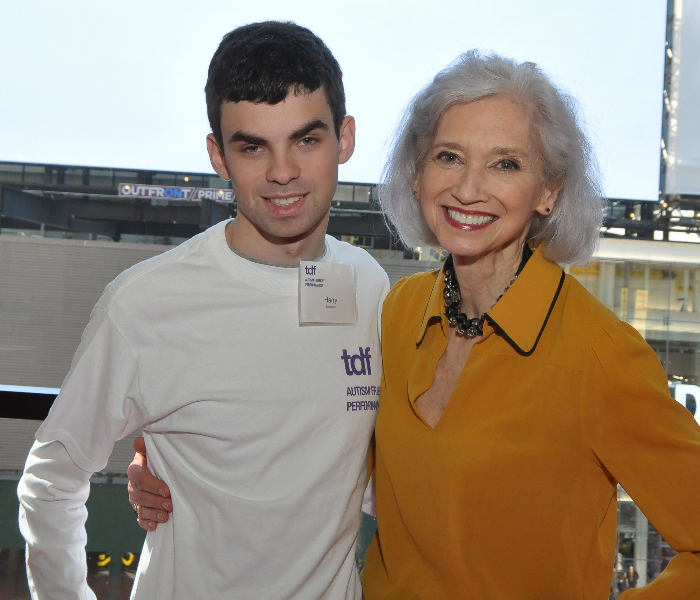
top-left (338, 116), bottom-right (355, 165)
top-left (206, 134), bottom-right (231, 181)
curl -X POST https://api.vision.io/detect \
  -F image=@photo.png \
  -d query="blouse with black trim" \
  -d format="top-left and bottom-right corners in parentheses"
top-left (362, 248), bottom-right (700, 600)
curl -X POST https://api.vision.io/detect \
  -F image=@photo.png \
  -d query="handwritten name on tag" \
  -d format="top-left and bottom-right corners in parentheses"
top-left (299, 261), bottom-right (356, 325)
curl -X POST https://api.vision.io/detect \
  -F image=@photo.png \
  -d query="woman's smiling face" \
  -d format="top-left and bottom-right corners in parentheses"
top-left (416, 95), bottom-right (559, 261)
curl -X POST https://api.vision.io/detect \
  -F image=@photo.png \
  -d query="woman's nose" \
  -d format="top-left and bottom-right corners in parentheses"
top-left (452, 165), bottom-right (487, 204)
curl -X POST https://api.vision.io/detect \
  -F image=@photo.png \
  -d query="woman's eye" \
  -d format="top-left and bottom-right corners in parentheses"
top-left (498, 159), bottom-right (519, 171)
top-left (436, 151), bottom-right (459, 164)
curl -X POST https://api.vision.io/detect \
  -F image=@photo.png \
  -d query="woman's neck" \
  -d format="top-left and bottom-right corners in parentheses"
top-left (451, 243), bottom-right (525, 318)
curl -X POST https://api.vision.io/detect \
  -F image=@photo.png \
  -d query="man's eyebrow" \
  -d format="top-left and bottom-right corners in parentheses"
top-left (289, 119), bottom-right (329, 140)
top-left (229, 131), bottom-right (268, 146)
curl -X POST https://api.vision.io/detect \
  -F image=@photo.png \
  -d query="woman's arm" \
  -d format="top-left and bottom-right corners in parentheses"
top-left (585, 321), bottom-right (700, 598)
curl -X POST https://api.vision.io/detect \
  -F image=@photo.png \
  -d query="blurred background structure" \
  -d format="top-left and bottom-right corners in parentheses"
top-left (1, 0), bottom-right (699, 597)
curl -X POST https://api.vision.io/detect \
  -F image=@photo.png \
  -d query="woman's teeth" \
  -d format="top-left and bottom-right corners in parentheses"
top-left (268, 196), bottom-right (304, 206)
top-left (446, 209), bottom-right (495, 226)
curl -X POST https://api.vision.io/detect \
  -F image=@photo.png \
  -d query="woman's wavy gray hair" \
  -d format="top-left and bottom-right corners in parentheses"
top-left (381, 50), bottom-right (604, 265)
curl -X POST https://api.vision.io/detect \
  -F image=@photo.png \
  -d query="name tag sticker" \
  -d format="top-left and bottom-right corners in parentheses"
top-left (299, 261), bottom-right (356, 325)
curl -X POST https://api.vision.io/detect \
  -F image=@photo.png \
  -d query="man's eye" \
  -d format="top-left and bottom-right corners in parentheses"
top-left (299, 137), bottom-right (316, 147)
top-left (242, 145), bottom-right (262, 154)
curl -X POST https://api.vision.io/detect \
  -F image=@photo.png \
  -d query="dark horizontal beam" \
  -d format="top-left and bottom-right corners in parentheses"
top-left (327, 213), bottom-right (391, 237)
top-left (1, 186), bottom-right (236, 235)
top-left (0, 390), bottom-right (55, 420)
top-left (1, 187), bottom-right (118, 237)
top-left (1, 186), bottom-right (56, 225)
top-left (71, 198), bottom-right (203, 225)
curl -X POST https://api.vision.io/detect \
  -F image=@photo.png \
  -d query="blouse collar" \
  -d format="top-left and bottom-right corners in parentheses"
top-left (417, 247), bottom-right (565, 356)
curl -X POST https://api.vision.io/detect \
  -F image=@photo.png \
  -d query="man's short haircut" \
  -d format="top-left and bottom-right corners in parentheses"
top-left (205, 21), bottom-right (346, 150)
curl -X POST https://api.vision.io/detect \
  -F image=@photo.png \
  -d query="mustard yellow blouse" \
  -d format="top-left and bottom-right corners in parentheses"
top-left (362, 249), bottom-right (700, 599)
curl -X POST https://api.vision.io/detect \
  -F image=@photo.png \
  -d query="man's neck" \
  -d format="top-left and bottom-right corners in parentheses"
top-left (224, 218), bottom-right (328, 267)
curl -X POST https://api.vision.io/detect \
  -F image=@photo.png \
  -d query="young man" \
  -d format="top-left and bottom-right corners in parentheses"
top-left (18, 22), bottom-right (388, 599)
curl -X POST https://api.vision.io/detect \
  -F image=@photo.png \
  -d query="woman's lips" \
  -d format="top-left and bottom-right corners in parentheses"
top-left (444, 207), bottom-right (497, 228)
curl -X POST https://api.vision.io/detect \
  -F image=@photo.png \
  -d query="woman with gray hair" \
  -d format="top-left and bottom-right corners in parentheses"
top-left (361, 51), bottom-right (700, 598)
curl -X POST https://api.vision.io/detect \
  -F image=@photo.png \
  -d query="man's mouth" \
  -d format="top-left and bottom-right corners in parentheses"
top-left (445, 208), bottom-right (496, 226)
top-left (266, 194), bottom-right (306, 207)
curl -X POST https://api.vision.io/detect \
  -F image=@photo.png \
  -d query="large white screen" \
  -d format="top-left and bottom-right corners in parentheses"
top-left (0, 0), bottom-right (666, 200)
top-left (666, 0), bottom-right (700, 195)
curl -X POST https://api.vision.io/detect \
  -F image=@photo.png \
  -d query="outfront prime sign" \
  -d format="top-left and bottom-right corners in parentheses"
top-left (119, 183), bottom-right (194, 199)
top-left (193, 188), bottom-right (235, 202)
top-left (118, 183), bottom-right (234, 203)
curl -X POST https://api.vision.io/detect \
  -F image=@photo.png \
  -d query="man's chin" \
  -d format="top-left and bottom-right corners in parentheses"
top-left (255, 219), bottom-right (321, 245)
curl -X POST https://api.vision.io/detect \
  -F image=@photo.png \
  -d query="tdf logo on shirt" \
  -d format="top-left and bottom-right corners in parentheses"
top-left (341, 347), bottom-right (372, 376)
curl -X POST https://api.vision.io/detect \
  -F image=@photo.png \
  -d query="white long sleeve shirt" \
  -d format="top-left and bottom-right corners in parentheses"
top-left (18, 221), bottom-right (389, 599)
top-left (19, 440), bottom-right (95, 600)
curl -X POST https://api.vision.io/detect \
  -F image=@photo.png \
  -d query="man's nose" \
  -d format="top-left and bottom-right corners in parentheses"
top-left (266, 150), bottom-right (300, 185)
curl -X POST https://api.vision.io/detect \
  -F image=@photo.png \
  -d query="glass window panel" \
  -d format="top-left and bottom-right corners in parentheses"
top-left (22, 165), bottom-right (45, 184)
top-left (114, 171), bottom-right (138, 184)
top-left (352, 185), bottom-right (371, 203)
top-left (613, 491), bottom-right (679, 595)
top-left (63, 168), bottom-right (85, 186)
top-left (207, 177), bottom-right (229, 189)
top-left (333, 184), bottom-right (354, 203)
top-left (89, 169), bottom-right (113, 188)
top-left (0, 162), bottom-right (24, 182)
top-left (152, 173), bottom-right (176, 186)
top-left (176, 174), bottom-right (202, 187)
top-left (619, 501), bottom-right (636, 529)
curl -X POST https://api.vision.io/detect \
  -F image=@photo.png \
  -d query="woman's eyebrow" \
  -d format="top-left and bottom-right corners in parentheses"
top-left (431, 142), bottom-right (530, 160)
top-left (432, 141), bottom-right (463, 150)
top-left (491, 146), bottom-right (528, 156)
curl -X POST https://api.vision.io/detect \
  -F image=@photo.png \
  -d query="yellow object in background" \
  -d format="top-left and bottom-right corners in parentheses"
top-left (96, 553), bottom-right (110, 568)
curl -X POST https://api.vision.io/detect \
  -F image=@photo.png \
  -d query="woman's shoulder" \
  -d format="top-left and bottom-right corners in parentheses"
top-left (561, 273), bottom-right (648, 350)
top-left (383, 268), bottom-right (442, 319)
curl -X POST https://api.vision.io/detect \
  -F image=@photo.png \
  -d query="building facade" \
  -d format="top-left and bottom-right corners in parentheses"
top-left (1, 159), bottom-right (699, 596)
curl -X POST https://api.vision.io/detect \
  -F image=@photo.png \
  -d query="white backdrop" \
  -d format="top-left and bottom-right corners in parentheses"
top-left (0, 0), bottom-right (667, 200)
top-left (666, 0), bottom-right (700, 195)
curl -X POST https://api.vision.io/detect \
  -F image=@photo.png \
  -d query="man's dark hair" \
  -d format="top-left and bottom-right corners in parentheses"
top-left (205, 21), bottom-right (346, 150)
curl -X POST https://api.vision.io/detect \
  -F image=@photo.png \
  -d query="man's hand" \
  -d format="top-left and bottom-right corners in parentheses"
top-left (127, 436), bottom-right (173, 531)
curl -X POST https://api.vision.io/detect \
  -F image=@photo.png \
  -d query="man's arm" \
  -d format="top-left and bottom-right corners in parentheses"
top-left (21, 306), bottom-right (147, 595)
top-left (127, 436), bottom-right (172, 531)
top-left (18, 440), bottom-right (95, 600)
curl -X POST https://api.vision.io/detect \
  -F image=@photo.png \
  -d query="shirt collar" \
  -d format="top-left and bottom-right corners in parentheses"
top-left (416, 248), bottom-right (565, 356)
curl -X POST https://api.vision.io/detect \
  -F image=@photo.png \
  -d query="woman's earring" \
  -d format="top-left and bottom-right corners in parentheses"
top-left (545, 207), bottom-right (551, 213)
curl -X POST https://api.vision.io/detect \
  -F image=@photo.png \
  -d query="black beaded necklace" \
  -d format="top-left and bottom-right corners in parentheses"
top-left (443, 245), bottom-right (533, 338)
